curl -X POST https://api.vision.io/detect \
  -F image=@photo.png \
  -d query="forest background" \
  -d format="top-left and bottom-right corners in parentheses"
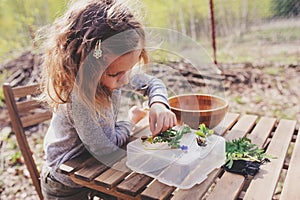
top-left (0, 0), bottom-right (299, 64)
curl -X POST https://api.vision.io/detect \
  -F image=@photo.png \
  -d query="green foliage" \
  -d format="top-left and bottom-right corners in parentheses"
top-left (225, 137), bottom-right (274, 169)
top-left (0, 0), bottom-right (68, 63)
top-left (195, 123), bottom-right (214, 138)
top-left (0, 70), bottom-right (10, 107)
top-left (143, 124), bottom-right (191, 148)
top-left (264, 67), bottom-right (284, 76)
top-left (194, 123), bottom-right (214, 146)
top-left (214, 0), bottom-right (272, 22)
top-left (0, 175), bottom-right (3, 188)
top-left (234, 96), bottom-right (246, 105)
top-left (271, 0), bottom-right (300, 17)
top-left (9, 151), bottom-right (22, 166)
top-left (0, 87), bottom-right (4, 107)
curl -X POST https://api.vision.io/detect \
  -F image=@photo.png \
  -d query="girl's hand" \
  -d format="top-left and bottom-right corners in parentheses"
top-left (149, 102), bottom-right (177, 137)
top-left (128, 106), bottom-right (147, 124)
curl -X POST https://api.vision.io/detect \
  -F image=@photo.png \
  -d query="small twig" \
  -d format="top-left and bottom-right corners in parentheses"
top-left (275, 77), bottom-right (284, 95)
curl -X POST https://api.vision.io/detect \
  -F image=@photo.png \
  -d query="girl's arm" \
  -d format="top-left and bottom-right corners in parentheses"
top-left (131, 73), bottom-right (177, 135)
top-left (71, 94), bottom-right (130, 158)
top-left (131, 73), bottom-right (170, 107)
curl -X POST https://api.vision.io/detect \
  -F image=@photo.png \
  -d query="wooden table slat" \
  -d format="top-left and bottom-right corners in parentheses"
top-left (94, 158), bottom-right (131, 188)
top-left (243, 119), bottom-right (297, 200)
top-left (116, 173), bottom-right (153, 196)
top-left (74, 157), bottom-right (108, 182)
top-left (141, 180), bottom-right (176, 200)
top-left (280, 128), bottom-right (300, 200)
top-left (247, 116), bottom-right (277, 147)
top-left (214, 112), bottom-right (240, 136)
top-left (224, 114), bottom-right (258, 141)
top-left (58, 150), bottom-right (93, 174)
top-left (70, 174), bottom-right (140, 200)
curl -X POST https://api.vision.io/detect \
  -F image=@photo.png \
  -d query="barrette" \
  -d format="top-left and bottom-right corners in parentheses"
top-left (93, 40), bottom-right (102, 59)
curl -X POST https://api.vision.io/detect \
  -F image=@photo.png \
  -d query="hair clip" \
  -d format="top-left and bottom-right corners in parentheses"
top-left (93, 40), bottom-right (102, 59)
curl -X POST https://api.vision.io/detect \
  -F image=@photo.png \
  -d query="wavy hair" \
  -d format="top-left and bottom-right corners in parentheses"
top-left (41, 0), bottom-right (148, 114)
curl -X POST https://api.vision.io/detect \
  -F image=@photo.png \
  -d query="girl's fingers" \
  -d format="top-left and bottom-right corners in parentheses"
top-left (149, 116), bottom-right (155, 134)
top-left (161, 117), bottom-right (170, 132)
top-left (173, 114), bottom-right (177, 126)
top-left (153, 116), bottom-right (164, 136)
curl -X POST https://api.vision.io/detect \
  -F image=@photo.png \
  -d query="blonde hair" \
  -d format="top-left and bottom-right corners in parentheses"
top-left (41, 0), bottom-right (148, 114)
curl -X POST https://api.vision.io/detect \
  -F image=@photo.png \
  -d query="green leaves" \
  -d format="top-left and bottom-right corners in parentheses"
top-left (143, 124), bottom-right (191, 149)
top-left (194, 123), bottom-right (214, 146)
top-left (195, 123), bottom-right (214, 138)
top-left (225, 137), bottom-right (274, 169)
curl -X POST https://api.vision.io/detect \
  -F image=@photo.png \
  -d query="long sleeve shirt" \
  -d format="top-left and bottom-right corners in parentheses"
top-left (43, 73), bottom-right (170, 187)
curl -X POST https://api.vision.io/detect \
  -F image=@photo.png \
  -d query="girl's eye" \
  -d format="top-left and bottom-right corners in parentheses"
top-left (107, 72), bottom-right (124, 77)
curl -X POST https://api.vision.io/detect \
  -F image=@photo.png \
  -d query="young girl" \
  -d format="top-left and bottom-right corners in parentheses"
top-left (40, 0), bottom-right (176, 199)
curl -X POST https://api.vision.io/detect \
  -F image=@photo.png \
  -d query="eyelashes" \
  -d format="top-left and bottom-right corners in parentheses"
top-left (106, 71), bottom-right (124, 77)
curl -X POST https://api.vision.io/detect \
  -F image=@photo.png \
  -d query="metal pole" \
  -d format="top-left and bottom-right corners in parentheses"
top-left (209, 0), bottom-right (217, 64)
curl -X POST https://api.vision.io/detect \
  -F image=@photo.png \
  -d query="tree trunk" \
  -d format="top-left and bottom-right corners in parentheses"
top-left (189, 2), bottom-right (197, 40)
top-left (241, 0), bottom-right (249, 35)
top-left (179, 7), bottom-right (187, 36)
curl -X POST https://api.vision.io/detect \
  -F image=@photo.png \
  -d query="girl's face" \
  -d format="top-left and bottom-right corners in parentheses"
top-left (100, 50), bottom-right (141, 91)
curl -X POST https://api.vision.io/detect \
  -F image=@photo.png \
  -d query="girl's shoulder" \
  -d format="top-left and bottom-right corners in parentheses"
top-left (54, 103), bottom-right (74, 124)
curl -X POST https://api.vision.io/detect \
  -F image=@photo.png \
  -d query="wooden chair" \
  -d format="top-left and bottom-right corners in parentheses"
top-left (3, 83), bottom-right (52, 200)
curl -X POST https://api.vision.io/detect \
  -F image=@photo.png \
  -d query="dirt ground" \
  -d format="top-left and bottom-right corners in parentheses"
top-left (0, 57), bottom-right (299, 199)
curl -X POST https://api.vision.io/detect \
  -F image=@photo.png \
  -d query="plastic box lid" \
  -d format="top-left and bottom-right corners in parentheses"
top-left (126, 132), bottom-right (226, 189)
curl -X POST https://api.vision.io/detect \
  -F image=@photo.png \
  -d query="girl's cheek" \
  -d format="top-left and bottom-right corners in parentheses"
top-left (100, 78), bottom-right (114, 89)
top-left (119, 71), bottom-right (132, 86)
top-left (117, 74), bottom-right (130, 86)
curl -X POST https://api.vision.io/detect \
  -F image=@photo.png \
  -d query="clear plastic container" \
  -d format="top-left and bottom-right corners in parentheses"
top-left (126, 132), bottom-right (226, 189)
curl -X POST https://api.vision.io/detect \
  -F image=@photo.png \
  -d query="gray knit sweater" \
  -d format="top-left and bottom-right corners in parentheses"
top-left (43, 73), bottom-right (170, 187)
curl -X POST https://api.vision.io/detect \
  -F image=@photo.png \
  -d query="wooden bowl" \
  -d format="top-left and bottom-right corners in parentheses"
top-left (168, 94), bottom-right (228, 129)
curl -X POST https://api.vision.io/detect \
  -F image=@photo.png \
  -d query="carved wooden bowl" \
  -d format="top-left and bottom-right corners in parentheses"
top-left (169, 94), bottom-right (229, 129)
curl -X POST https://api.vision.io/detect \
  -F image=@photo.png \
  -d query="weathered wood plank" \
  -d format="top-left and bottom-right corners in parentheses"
top-left (94, 158), bottom-right (131, 188)
top-left (116, 173), bottom-right (153, 196)
top-left (224, 114), bottom-right (258, 141)
top-left (59, 151), bottom-right (93, 174)
top-left (70, 173), bottom-right (140, 200)
top-left (280, 128), bottom-right (300, 200)
top-left (16, 100), bottom-right (41, 113)
top-left (141, 180), bottom-right (176, 200)
top-left (12, 83), bottom-right (40, 98)
top-left (74, 157), bottom-right (109, 182)
top-left (247, 117), bottom-right (276, 147)
top-left (243, 119), bottom-right (296, 200)
top-left (213, 112), bottom-right (240, 136)
top-left (21, 111), bottom-right (52, 128)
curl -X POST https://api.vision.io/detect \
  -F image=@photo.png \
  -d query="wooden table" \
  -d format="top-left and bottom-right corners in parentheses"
top-left (59, 113), bottom-right (299, 200)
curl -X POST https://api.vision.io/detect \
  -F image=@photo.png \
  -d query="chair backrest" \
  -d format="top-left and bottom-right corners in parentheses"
top-left (3, 83), bottom-right (52, 200)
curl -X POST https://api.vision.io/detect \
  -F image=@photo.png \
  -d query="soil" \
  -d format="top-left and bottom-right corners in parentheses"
top-left (0, 52), bottom-right (299, 199)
